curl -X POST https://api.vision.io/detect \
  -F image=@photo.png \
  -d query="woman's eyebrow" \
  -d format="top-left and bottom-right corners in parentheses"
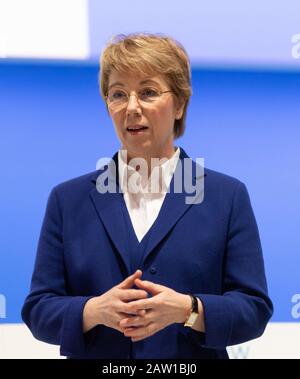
top-left (139, 79), bottom-right (160, 86)
top-left (108, 79), bottom-right (160, 90)
top-left (108, 82), bottom-right (125, 90)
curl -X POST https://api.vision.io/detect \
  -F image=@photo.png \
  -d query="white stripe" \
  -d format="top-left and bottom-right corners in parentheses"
top-left (227, 323), bottom-right (300, 359)
top-left (0, 0), bottom-right (89, 60)
top-left (0, 323), bottom-right (299, 358)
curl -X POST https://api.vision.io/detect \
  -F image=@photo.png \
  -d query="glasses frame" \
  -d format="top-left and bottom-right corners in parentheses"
top-left (105, 88), bottom-right (173, 107)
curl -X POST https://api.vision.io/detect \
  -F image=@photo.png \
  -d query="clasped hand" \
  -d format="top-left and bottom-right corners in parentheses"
top-left (119, 270), bottom-right (190, 342)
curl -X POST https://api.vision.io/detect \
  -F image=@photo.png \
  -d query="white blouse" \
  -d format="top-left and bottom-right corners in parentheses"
top-left (118, 146), bottom-right (180, 242)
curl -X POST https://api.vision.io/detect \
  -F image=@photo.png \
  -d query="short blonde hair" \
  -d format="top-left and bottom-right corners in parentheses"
top-left (99, 33), bottom-right (192, 138)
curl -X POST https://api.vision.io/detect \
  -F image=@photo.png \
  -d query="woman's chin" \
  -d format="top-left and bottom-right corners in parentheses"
top-left (124, 142), bottom-right (152, 156)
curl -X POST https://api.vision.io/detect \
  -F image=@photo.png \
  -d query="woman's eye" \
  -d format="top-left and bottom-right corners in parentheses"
top-left (141, 88), bottom-right (159, 98)
top-left (111, 91), bottom-right (127, 99)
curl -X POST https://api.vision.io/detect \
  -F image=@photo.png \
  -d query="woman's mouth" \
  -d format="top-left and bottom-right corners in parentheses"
top-left (126, 125), bottom-right (149, 135)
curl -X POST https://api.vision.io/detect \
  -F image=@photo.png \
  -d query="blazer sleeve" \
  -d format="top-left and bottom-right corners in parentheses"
top-left (195, 181), bottom-right (273, 349)
top-left (21, 187), bottom-right (93, 356)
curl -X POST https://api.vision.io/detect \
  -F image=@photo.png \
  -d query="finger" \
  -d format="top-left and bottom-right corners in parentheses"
top-left (117, 313), bottom-right (141, 328)
top-left (120, 313), bottom-right (147, 328)
top-left (126, 298), bottom-right (152, 314)
top-left (120, 319), bottom-right (144, 329)
top-left (118, 312), bottom-right (132, 319)
top-left (118, 302), bottom-right (144, 316)
top-left (120, 289), bottom-right (148, 302)
top-left (118, 311), bottom-right (141, 318)
top-left (120, 309), bottom-right (151, 329)
top-left (124, 327), bottom-right (140, 335)
top-left (121, 309), bottom-right (146, 318)
top-left (134, 279), bottom-right (164, 295)
top-left (124, 323), bottom-right (154, 339)
top-left (117, 270), bottom-right (143, 289)
top-left (114, 318), bottom-right (130, 334)
top-left (118, 270), bottom-right (143, 289)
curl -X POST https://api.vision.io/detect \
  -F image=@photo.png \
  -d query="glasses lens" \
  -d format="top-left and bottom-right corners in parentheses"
top-left (139, 88), bottom-right (160, 102)
top-left (108, 89), bottom-right (128, 103)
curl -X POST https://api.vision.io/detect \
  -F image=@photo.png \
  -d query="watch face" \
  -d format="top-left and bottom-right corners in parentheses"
top-left (189, 312), bottom-right (198, 324)
top-left (185, 312), bottom-right (199, 327)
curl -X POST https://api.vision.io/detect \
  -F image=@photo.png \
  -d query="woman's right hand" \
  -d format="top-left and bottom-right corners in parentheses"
top-left (83, 270), bottom-right (148, 333)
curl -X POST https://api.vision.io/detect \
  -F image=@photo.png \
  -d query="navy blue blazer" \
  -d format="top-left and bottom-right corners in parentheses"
top-left (22, 147), bottom-right (273, 359)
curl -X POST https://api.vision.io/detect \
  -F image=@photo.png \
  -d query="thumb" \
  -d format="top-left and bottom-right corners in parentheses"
top-left (117, 270), bottom-right (143, 289)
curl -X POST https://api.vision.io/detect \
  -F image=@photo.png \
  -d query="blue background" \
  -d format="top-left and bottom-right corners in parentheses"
top-left (0, 61), bottom-right (299, 323)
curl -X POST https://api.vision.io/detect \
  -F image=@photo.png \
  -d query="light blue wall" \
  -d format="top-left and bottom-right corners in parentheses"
top-left (87, 0), bottom-right (300, 68)
top-left (0, 61), bottom-right (299, 322)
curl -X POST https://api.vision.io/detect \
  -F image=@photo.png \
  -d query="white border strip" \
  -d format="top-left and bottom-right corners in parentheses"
top-left (0, 323), bottom-right (299, 359)
top-left (0, 0), bottom-right (89, 60)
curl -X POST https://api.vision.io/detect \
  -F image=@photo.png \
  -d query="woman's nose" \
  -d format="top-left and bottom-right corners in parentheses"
top-left (126, 93), bottom-right (142, 115)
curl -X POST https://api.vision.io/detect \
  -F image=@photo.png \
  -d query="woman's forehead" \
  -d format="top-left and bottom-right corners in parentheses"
top-left (108, 70), bottom-right (168, 88)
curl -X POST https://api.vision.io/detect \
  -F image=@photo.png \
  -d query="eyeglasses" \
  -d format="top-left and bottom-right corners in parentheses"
top-left (106, 87), bottom-right (173, 107)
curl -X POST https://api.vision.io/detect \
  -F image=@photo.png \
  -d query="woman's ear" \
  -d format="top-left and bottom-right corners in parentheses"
top-left (175, 97), bottom-right (185, 120)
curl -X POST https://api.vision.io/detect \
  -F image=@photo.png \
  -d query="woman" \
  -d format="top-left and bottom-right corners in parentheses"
top-left (22, 33), bottom-right (273, 359)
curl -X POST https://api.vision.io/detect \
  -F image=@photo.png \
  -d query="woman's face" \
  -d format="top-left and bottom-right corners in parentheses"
top-left (106, 70), bottom-right (185, 160)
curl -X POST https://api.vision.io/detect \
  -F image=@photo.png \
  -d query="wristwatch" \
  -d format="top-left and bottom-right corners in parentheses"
top-left (184, 295), bottom-right (199, 327)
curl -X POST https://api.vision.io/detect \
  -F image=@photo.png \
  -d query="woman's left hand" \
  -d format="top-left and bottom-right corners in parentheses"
top-left (120, 278), bottom-right (191, 342)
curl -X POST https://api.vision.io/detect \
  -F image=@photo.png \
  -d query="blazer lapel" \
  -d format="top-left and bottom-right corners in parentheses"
top-left (141, 147), bottom-right (206, 265)
top-left (89, 152), bottom-right (132, 275)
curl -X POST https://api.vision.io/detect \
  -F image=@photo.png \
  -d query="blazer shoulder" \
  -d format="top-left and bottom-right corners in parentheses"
top-left (203, 168), bottom-right (251, 213)
top-left (52, 169), bottom-right (100, 195)
top-left (205, 167), bottom-right (243, 187)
